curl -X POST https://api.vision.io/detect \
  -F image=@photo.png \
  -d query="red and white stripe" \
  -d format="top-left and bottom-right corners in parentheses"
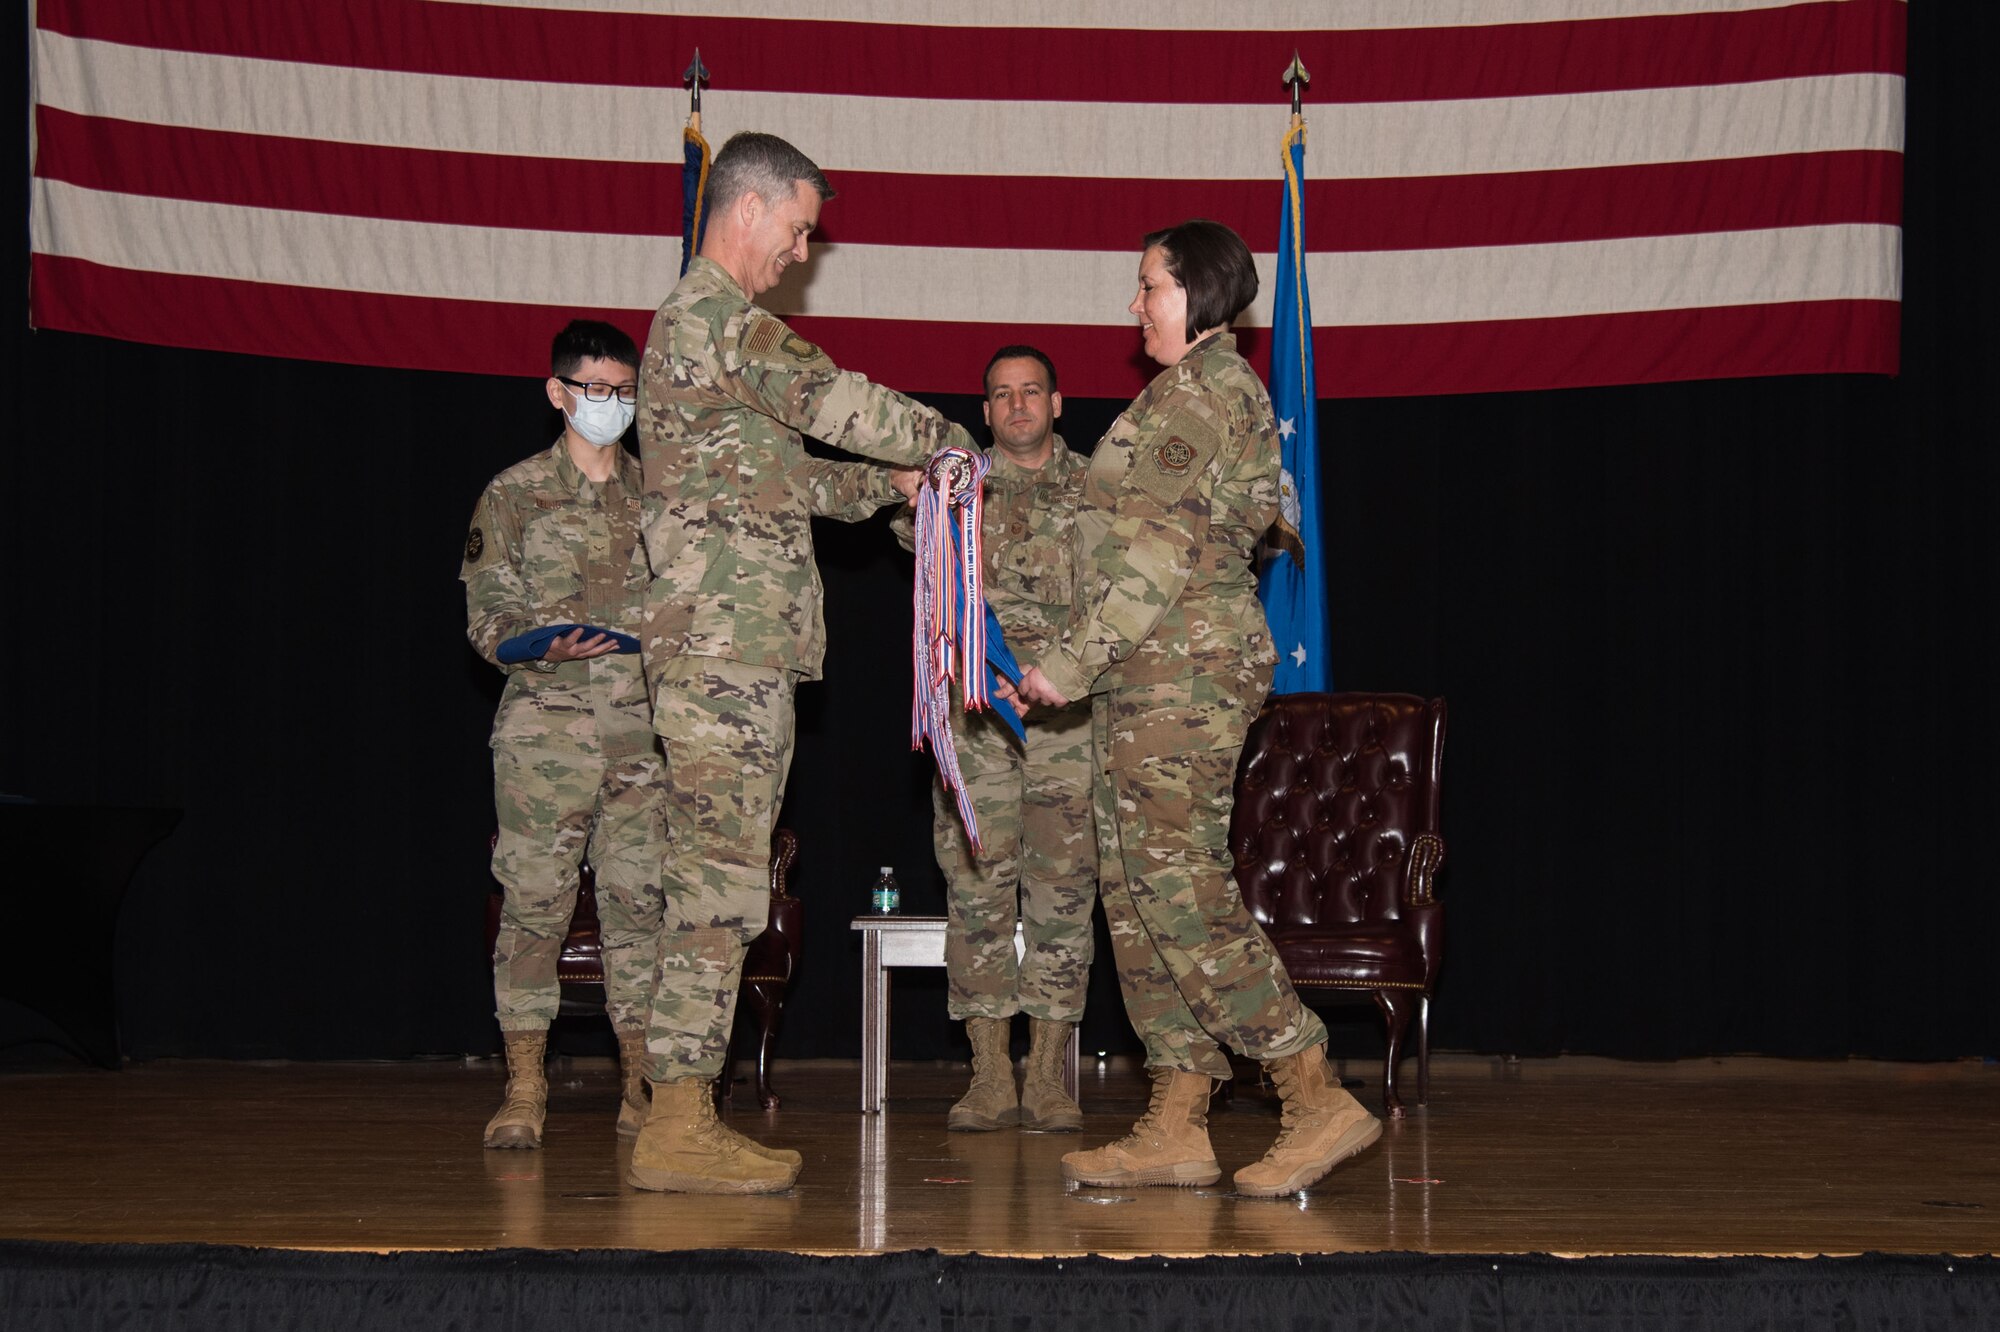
top-left (29, 0), bottom-right (1905, 398)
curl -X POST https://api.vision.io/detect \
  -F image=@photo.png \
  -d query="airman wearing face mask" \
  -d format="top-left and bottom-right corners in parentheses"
top-left (461, 318), bottom-right (668, 1155)
top-left (556, 375), bottom-right (638, 449)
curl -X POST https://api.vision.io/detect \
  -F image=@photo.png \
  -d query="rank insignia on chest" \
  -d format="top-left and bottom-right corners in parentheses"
top-left (464, 527), bottom-right (484, 562)
top-left (1155, 439), bottom-right (1195, 475)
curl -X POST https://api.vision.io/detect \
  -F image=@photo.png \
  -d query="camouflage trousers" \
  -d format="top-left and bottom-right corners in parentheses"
top-left (644, 655), bottom-right (794, 1082)
top-left (1092, 675), bottom-right (1326, 1081)
top-left (935, 699), bottom-right (1096, 1022)
top-left (490, 742), bottom-right (670, 1034)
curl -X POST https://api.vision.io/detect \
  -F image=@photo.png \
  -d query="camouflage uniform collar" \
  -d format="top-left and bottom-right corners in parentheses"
top-left (986, 434), bottom-right (1077, 485)
top-left (1148, 332), bottom-right (1237, 396)
top-left (551, 436), bottom-right (585, 493)
top-left (550, 436), bottom-right (636, 504)
top-left (684, 254), bottom-right (745, 302)
top-left (1177, 331), bottom-right (1235, 371)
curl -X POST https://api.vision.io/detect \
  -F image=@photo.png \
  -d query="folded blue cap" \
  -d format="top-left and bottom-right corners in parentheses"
top-left (496, 624), bottom-right (641, 664)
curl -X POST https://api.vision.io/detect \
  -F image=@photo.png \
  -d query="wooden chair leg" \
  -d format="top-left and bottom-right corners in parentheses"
top-left (1417, 993), bottom-right (1431, 1106)
top-left (743, 978), bottom-right (784, 1110)
top-left (1373, 989), bottom-right (1418, 1119)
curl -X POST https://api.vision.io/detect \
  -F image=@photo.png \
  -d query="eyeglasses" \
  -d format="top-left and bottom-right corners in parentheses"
top-left (557, 376), bottom-right (639, 405)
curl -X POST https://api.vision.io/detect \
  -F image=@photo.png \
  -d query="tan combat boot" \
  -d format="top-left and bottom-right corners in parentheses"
top-left (1019, 1018), bottom-right (1082, 1132)
top-left (625, 1077), bottom-right (800, 1194)
top-left (1233, 1042), bottom-right (1382, 1197)
top-left (708, 1080), bottom-right (804, 1169)
top-left (614, 1028), bottom-right (648, 1138)
top-left (1059, 1067), bottom-right (1220, 1187)
top-left (483, 1030), bottom-right (548, 1150)
top-left (615, 1036), bottom-right (801, 1167)
top-left (947, 1016), bottom-right (1021, 1132)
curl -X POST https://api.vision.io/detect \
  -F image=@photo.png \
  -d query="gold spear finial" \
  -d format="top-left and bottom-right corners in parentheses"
top-left (683, 48), bottom-right (711, 128)
top-left (1283, 50), bottom-right (1311, 122)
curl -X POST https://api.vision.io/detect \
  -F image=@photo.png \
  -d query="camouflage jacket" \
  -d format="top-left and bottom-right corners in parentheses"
top-left (894, 436), bottom-right (1086, 663)
top-left (637, 257), bottom-right (975, 681)
top-left (1039, 333), bottom-right (1279, 703)
top-left (461, 439), bottom-right (655, 757)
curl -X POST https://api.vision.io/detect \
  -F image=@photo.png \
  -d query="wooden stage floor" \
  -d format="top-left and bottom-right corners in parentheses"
top-left (2, 1055), bottom-right (1995, 1259)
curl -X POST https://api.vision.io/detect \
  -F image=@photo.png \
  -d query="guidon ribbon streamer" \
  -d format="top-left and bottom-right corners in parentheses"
top-left (911, 446), bottom-right (1025, 851)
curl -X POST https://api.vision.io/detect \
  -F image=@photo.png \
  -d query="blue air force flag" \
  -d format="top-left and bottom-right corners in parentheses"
top-left (1258, 120), bottom-right (1331, 694)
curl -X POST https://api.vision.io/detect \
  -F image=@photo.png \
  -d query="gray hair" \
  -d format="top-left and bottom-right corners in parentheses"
top-left (707, 132), bottom-right (836, 213)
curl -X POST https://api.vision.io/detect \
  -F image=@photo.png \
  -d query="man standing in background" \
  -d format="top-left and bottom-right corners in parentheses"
top-left (897, 346), bottom-right (1096, 1134)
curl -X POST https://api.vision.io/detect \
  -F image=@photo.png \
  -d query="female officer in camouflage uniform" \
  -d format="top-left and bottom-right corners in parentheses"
top-left (1009, 220), bottom-right (1381, 1197)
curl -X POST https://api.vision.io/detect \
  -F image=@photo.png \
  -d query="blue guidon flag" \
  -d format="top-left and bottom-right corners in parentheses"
top-left (679, 120), bottom-right (710, 277)
top-left (1258, 116), bottom-right (1330, 694)
top-left (684, 126), bottom-right (716, 278)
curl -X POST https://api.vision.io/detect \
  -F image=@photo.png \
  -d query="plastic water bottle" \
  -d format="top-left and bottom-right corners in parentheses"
top-left (870, 866), bottom-right (901, 915)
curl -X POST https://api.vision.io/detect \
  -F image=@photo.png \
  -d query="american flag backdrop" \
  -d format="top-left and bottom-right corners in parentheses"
top-left (28, 0), bottom-right (1905, 400)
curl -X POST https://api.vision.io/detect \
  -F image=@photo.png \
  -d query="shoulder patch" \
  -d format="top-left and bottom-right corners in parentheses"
top-left (463, 527), bottom-right (485, 564)
top-left (1129, 406), bottom-right (1222, 502)
top-left (745, 317), bottom-right (786, 356)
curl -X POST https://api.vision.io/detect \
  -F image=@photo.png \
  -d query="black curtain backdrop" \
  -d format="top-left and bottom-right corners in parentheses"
top-left (3, 7), bottom-right (1993, 1066)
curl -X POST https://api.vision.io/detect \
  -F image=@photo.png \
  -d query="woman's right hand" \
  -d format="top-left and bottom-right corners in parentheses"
top-left (1011, 666), bottom-right (1070, 709)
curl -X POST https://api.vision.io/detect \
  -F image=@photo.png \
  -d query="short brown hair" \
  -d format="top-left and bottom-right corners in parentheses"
top-left (1143, 219), bottom-right (1259, 340)
top-left (983, 344), bottom-right (1058, 396)
top-left (708, 132), bottom-right (837, 213)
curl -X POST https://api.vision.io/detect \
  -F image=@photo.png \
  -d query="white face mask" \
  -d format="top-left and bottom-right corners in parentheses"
top-left (566, 393), bottom-right (635, 447)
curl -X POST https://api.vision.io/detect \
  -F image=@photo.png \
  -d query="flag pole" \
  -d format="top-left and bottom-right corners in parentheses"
top-left (684, 47), bottom-right (709, 125)
top-left (680, 50), bottom-right (712, 277)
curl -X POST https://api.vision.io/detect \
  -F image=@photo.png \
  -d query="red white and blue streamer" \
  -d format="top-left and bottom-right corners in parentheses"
top-left (912, 447), bottom-right (1025, 852)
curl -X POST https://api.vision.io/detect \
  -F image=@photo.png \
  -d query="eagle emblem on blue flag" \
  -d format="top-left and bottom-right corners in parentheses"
top-left (1269, 467), bottom-right (1306, 568)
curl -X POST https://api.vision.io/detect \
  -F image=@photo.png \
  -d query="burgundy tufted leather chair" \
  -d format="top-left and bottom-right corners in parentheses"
top-left (1231, 693), bottom-right (1447, 1117)
top-left (485, 828), bottom-right (803, 1109)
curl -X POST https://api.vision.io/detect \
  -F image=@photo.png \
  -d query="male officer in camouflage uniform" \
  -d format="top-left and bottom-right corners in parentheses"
top-left (894, 347), bottom-right (1095, 1133)
top-left (463, 320), bottom-right (665, 1150)
top-left (1009, 221), bottom-right (1379, 1197)
top-left (629, 131), bottom-right (975, 1194)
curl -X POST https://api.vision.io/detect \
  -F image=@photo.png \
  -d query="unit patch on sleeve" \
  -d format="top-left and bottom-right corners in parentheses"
top-left (1128, 407), bottom-right (1220, 501)
top-left (779, 331), bottom-right (824, 363)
